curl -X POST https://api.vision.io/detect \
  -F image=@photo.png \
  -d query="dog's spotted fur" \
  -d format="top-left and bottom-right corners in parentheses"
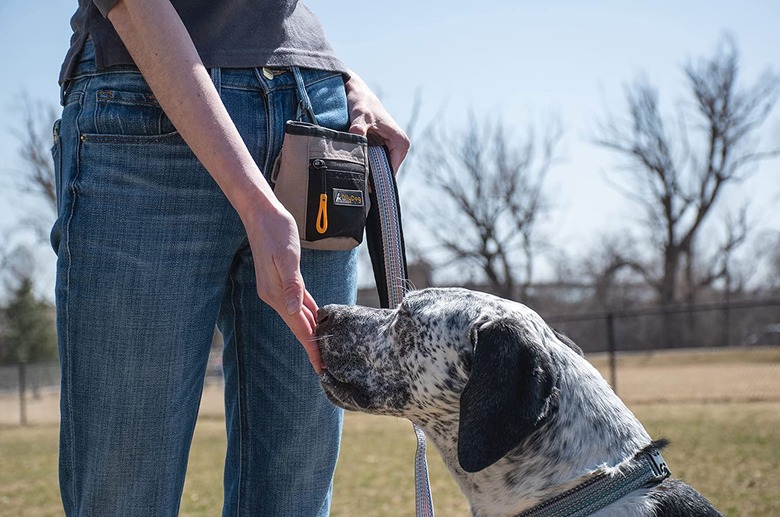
top-left (317, 288), bottom-right (722, 517)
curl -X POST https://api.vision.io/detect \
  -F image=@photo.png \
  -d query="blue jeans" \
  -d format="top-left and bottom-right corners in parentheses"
top-left (50, 40), bottom-right (356, 517)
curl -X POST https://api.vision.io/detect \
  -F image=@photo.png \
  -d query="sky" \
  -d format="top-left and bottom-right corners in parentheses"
top-left (0, 0), bottom-right (779, 294)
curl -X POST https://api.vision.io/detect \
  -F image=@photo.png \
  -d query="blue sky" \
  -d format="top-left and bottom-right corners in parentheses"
top-left (1, 1), bottom-right (779, 292)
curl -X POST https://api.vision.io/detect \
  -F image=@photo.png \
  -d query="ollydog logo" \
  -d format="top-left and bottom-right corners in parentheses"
top-left (333, 188), bottom-right (364, 207)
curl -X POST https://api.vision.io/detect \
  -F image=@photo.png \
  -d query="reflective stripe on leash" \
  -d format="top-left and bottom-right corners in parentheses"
top-left (366, 146), bottom-right (435, 517)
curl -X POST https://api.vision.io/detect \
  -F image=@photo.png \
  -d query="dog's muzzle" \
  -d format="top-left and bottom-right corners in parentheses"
top-left (316, 306), bottom-right (370, 410)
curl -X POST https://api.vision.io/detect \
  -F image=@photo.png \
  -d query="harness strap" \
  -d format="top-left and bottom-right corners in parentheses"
top-left (366, 145), bottom-right (435, 517)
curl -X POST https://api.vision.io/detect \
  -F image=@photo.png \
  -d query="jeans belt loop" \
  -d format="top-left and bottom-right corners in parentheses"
top-left (210, 67), bottom-right (222, 96)
top-left (60, 80), bottom-right (71, 107)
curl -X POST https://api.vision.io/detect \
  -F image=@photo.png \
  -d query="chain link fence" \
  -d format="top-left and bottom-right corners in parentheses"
top-left (0, 350), bottom-right (225, 426)
top-left (545, 298), bottom-right (780, 404)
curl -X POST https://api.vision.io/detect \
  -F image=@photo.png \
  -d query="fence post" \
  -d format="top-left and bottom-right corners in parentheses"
top-left (606, 312), bottom-right (617, 394)
top-left (19, 362), bottom-right (28, 426)
top-left (723, 288), bottom-right (731, 348)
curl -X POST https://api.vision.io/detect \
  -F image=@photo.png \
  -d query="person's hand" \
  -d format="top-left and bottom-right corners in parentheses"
top-left (345, 71), bottom-right (411, 173)
top-left (241, 201), bottom-right (322, 372)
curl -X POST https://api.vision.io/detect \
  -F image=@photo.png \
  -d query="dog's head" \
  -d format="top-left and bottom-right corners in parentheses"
top-left (316, 287), bottom-right (573, 472)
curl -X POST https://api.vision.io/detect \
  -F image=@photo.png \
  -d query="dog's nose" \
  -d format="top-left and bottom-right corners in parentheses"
top-left (315, 307), bottom-right (333, 334)
top-left (316, 307), bottom-right (330, 324)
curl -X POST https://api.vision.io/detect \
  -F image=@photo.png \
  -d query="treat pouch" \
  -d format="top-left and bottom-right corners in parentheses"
top-left (271, 121), bottom-right (370, 250)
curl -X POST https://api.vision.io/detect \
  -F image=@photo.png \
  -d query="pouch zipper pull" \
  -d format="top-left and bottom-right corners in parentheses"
top-left (316, 193), bottom-right (328, 234)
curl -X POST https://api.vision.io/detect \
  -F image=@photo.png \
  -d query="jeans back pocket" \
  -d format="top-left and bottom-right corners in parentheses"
top-left (94, 89), bottom-right (176, 137)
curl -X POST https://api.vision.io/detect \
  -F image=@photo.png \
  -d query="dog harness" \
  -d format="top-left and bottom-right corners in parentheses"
top-left (515, 447), bottom-right (671, 517)
top-left (366, 146), bottom-right (435, 517)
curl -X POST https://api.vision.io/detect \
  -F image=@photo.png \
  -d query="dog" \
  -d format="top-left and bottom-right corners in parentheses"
top-left (316, 287), bottom-right (722, 516)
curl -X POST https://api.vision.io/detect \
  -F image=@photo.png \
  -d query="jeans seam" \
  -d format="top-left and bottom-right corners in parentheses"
top-left (63, 74), bottom-right (90, 511)
top-left (261, 89), bottom-right (275, 181)
top-left (68, 67), bottom-right (143, 82)
top-left (78, 132), bottom-right (182, 145)
top-left (228, 266), bottom-right (244, 516)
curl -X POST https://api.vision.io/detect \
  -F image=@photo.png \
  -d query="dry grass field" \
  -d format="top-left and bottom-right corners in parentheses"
top-left (588, 346), bottom-right (780, 404)
top-left (1, 347), bottom-right (778, 516)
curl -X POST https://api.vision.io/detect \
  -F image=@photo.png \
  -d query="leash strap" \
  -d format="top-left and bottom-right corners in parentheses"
top-left (291, 66), bottom-right (318, 124)
top-left (366, 145), bottom-right (435, 517)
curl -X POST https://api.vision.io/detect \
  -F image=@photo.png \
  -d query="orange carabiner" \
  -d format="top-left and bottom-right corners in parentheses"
top-left (316, 193), bottom-right (328, 234)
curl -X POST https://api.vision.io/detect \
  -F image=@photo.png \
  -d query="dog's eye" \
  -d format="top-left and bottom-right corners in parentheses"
top-left (461, 348), bottom-right (473, 373)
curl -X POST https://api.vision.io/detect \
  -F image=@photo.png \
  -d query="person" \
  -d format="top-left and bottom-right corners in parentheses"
top-left (50, 0), bottom-right (409, 515)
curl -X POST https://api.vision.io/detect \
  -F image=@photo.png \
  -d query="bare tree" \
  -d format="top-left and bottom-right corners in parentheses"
top-left (3, 96), bottom-right (60, 250)
top-left (0, 97), bottom-right (58, 300)
top-left (0, 95), bottom-right (59, 374)
top-left (419, 114), bottom-right (563, 300)
top-left (595, 36), bottom-right (779, 306)
top-left (13, 96), bottom-right (58, 213)
top-left (685, 208), bottom-right (751, 300)
top-left (583, 233), bottom-right (647, 310)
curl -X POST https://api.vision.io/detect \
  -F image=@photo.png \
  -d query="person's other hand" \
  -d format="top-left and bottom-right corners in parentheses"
top-left (241, 201), bottom-right (322, 372)
top-left (345, 71), bottom-right (410, 173)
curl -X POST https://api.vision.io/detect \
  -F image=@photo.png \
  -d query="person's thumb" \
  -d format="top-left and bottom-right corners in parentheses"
top-left (349, 117), bottom-right (369, 136)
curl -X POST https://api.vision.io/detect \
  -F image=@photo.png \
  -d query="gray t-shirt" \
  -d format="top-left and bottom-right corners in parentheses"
top-left (59, 0), bottom-right (347, 83)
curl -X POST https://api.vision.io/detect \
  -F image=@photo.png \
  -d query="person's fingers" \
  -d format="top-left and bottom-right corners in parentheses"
top-left (350, 121), bottom-right (410, 173)
top-left (274, 250), bottom-right (306, 315)
top-left (348, 116), bottom-right (369, 136)
top-left (302, 289), bottom-right (318, 330)
top-left (386, 140), bottom-right (408, 173)
top-left (284, 308), bottom-right (323, 373)
top-left (372, 121), bottom-right (410, 172)
top-left (274, 261), bottom-right (324, 371)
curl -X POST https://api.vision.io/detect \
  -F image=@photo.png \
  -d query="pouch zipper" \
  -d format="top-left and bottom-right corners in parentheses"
top-left (310, 158), bottom-right (366, 175)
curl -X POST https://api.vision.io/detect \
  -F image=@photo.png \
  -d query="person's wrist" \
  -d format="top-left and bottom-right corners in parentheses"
top-left (225, 173), bottom-right (279, 220)
top-left (236, 195), bottom-right (286, 230)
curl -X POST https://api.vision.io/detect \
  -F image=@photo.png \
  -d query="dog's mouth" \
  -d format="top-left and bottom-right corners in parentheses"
top-left (319, 370), bottom-right (373, 411)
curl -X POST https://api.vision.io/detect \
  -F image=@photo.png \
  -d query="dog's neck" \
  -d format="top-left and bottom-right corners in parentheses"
top-left (417, 349), bottom-right (652, 516)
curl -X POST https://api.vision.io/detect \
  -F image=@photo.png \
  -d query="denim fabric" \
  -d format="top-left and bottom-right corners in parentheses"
top-left (50, 40), bottom-right (356, 517)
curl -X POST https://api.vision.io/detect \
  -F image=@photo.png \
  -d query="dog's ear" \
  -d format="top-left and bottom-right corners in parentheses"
top-left (458, 318), bottom-right (556, 473)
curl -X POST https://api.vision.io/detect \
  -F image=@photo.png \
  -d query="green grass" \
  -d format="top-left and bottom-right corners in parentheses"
top-left (2, 402), bottom-right (778, 517)
top-left (0, 425), bottom-right (62, 517)
top-left (634, 403), bottom-right (780, 517)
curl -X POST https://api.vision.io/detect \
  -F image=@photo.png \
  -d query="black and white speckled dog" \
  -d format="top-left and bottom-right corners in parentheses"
top-left (316, 287), bottom-right (722, 517)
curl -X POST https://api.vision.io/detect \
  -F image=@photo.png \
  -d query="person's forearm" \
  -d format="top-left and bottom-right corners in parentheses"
top-left (106, 0), bottom-right (320, 367)
top-left (107, 0), bottom-right (277, 218)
